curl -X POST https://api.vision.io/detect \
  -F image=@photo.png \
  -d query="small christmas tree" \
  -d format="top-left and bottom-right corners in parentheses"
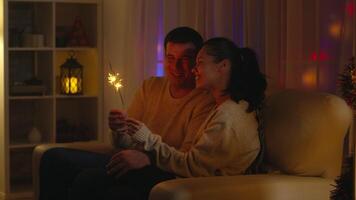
top-left (339, 57), bottom-right (356, 110)
top-left (333, 57), bottom-right (355, 200)
top-left (330, 156), bottom-right (354, 200)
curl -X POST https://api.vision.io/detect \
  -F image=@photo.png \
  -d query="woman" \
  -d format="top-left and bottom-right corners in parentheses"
top-left (70, 37), bottom-right (266, 199)
top-left (124, 37), bottom-right (267, 177)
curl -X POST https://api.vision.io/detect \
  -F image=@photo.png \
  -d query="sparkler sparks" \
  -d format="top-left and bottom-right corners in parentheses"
top-left (107, 62), bottom-right (125, 107)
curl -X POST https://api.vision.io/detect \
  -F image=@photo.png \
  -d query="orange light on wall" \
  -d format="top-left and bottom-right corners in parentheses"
top-left (329, 21), bottom-right (342, 38)
top-left (302, 67), bottom-right (317, 89)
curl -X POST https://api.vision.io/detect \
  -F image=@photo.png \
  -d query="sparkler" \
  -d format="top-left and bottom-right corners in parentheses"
top-left (107, 62), bottom-right (125, 107)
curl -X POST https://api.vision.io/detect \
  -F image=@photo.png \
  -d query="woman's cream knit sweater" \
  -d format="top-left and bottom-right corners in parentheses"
top-left (131, 99), bottom-right (261, 178)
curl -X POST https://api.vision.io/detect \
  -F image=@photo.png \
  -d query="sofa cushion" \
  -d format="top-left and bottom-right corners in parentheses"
top-left (150, 175), bottom-right (334, 200)
top-left (263, 90), bottom-right (353, 179)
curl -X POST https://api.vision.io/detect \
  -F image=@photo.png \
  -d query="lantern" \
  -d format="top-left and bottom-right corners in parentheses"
top-left (60, 52), bottom-right (83, 95)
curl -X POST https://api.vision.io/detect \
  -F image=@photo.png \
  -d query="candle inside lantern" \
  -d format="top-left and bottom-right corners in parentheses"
top-left (63, 77), bottom-right (79, 94)
top-left (64, 78), bottom-right (70, 94)
top-left (70, 77), bottom-right (78, 93)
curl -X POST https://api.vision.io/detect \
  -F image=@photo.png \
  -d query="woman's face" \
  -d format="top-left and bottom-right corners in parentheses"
top-left (193, 47), bottom-right (224, 89)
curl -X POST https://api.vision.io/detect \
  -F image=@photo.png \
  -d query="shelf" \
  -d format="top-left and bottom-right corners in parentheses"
top-left (10, 95), bottom-right (53, 100)
top-left (55, 95), bottom-right (97, 99)
top-left (8, 1), bottom-right (53, 48)
top-left (9, 0), bottom-right (98, 3)
top-left (10, 143), bottom-right (41, 149)
top-left (55, 2), bottom-right (97, 48)
top-left (5, 0), bottom-right (101, 196)
top-left (9, 51), bottom-right (54, 96)
top-left (7, 0), bottom-right (49, 1)
top-left (56, 98), bottom-right (98, 143)
top-left (54, 0), bottom-right (98, 3)
top-left (8, 47), bottom-right (98, 52)
top-left (9, 47), bottom-right (53, 51)
top-left (8, 190), bottom-right (33, 200)
top-left (10, 99), bottom-right (53, 145)
top-left (55, 47), bottom-right (96, 51)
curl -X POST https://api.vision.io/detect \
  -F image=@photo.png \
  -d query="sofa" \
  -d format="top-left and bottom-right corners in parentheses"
top-left (33, 90), bottom-right (354, 200)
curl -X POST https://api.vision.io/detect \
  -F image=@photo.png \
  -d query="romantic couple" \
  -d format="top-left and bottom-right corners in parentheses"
top-left (40, 27), bottom-right (267, 200)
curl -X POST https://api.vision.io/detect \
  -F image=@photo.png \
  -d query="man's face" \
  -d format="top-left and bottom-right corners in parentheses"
top-left (164, 42), bottom-right (197, 88)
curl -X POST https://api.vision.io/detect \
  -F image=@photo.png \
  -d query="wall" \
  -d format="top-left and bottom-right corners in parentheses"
top-left (0, 0), bottom-right (7, 197)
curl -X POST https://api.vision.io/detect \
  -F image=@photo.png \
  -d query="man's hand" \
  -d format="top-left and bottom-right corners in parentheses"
top-left (106, 149), bottom-right (151, 178)
top-left (108, 109), bottom-right (127, 132)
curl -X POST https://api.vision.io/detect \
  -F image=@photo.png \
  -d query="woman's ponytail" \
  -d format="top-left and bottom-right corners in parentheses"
top-left (204, 38), bottom-right (267, 112)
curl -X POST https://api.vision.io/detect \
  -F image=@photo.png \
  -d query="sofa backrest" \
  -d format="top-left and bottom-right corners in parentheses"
top-left (263, 90), bottom-right (353, 179)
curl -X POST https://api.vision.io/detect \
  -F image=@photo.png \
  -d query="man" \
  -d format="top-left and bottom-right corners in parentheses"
top-left (39, 27), bottom-right (214, 200)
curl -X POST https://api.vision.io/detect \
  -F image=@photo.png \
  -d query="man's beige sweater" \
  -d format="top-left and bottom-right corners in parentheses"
top-left (111, 77), bottom-right (215, 151)
top-left (131, 99), bottom-right (261, 177)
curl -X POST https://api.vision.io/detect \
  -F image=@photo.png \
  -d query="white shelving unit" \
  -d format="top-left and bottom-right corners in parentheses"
top-left (2, 0), bottom-right (103, 198)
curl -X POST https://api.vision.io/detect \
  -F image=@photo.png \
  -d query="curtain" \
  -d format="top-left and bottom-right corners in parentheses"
top-left (263, 0), bottom-right (349, 94)
top-left (103, 0), bottom-right (161, 108)
top-left (102, 0), bottom-right (353, 141)
top-left (163, 0), bottom-right (245, 45)
top-left (102, 0), bottom-right (161, 142)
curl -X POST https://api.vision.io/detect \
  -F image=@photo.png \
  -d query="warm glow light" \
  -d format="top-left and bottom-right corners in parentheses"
top-left (64, 78), bottom-right (70, 93)
top-left (108, 72), bottom-right (123, 92)
top-left (319, 52), bottom-right (329, 61)
top-left (63, 77), bottom-right (79, 94)
top-left (107, 68), bottom-right (125, 107)
top-left (352, 69), bottom-right (356, 83)
top-left (70, 77), bottom-right (78, 93)
top-left (346, 2), bottom-right (355, 17)
top-left (310, 52), bottom-right (318, 61)
top-left (309, 51), bottom-right (329, 62)
top-left (302, 68), bottom-right (317, 89)
top-left (329, 21), bottom-right (342, 38)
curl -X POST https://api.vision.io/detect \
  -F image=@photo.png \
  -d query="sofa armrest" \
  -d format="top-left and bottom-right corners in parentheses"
top-left (32, 141), bottom-right (114, 200)
top-left (149, 174), bottom-right (334, 200)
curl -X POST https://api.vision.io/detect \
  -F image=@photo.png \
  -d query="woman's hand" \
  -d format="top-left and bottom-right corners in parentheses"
top-left (108, 109), bottom-right (127, 133)
top-left (126, 118), bottom-right (142, 136)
